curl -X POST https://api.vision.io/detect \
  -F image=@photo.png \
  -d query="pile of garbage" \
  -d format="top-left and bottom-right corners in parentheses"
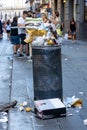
top-left (25, 22), bottom-right (64, 46)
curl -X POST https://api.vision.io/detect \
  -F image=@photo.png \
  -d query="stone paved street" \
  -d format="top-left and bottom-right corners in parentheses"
top-left (0, 35), bottom-right (87, 130)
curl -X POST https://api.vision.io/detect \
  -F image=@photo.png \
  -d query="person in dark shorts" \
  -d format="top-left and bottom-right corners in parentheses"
top-left (10, 17), bottom-right (20, 56)
top-left (18, 11), bottom-right (29, 58)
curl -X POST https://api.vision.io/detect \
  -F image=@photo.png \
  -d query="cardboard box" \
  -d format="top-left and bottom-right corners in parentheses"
top-left (34, 98), bottom-right (66, 119)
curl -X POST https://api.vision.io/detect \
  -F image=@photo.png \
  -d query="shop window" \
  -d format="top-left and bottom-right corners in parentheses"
top-left (85, 0), bottom-right (87, 21)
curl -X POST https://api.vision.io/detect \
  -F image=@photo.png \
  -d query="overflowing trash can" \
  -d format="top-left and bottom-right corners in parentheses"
top-left (32, 45), bottom-right (63, 101)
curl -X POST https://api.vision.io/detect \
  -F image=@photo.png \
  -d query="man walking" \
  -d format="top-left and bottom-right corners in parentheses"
top-left (18, 11), bottom-right (29, 58)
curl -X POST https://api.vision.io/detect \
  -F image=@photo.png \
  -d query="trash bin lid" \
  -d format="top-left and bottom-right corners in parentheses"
top-left (32, 45), bottom-right (61, 50)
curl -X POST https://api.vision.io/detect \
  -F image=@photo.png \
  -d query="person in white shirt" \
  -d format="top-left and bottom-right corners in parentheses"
top-left (6, 20), bottom-right (11, 39)
top-left (18, 11), bottom-right (29, 58)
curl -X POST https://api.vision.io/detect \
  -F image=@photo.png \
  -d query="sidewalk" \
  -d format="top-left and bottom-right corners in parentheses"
top-left (8, 39), bottom-right (87, 130)
top-left (0, 36), bottom-right (87, 130)
top-left (0, 37), bottom-right (13, 130)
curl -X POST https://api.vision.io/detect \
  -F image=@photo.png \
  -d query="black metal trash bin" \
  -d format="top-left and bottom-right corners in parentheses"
top-left (32, 45), bottom-right (62, 100)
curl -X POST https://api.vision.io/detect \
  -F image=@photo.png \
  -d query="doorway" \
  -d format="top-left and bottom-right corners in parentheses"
top-left (69, 0), bottom-right (76, 21)
top-left (61, 0), bottom-right (64, 21)
top-left (54, 0), bottom-right (58, 11)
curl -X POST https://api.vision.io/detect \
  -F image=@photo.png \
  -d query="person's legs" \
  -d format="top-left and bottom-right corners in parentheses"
top-left (19, 43), bottom-right (23, 54)
top-left (18, 34), bottom-right (25, 57)
top-left (25, 44), bottom-right (29, 56)
top-left (19, 34), bottom-right (23, 54)
top-left (13, 45), bottom-right (17, 54)
top-left (16, 44), bottom-right (20, 52)
top-left (19, 34), bottom-right (29, 55)
top-left (11, 36), bottom-right (20, 55)
top-left (7, 31), bottom-right (10, 39)
top-left (8, 32), bottom-right (10, 38)
top-left (74, 34), bottom-right (76, 40)
top-left (72, 34), bottom-right (74, 40)
top-left (72, 33), bottom-right (76, 43)
top-left (7, 32), bottom-right (9, 39)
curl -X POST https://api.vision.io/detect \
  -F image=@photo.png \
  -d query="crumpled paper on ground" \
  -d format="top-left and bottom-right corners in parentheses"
top-left (64, 96), bottom-right (82, 107)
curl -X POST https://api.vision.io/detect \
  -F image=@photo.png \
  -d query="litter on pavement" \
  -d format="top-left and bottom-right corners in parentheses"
top-left (19, 101), bottom-right (32, 112)
top-left (19, 106), bottom-right (24, 112)
top-left (2, 74), bottom-right (10, 81)
top-left (19, 101), bottom-right (28, 107)
top-left (25, 107), bottom-right (32, 112)
top-left (7, 57), bottom-right (13, 61)
top-left (83, 119), bottom-right (87, 125)
top-left (0, 116), bottom-right (8, 123)
top-left (64, 58), bottom-right (68, 61)
top-left (79, 91), bottom-right (84, 95)
top-left (67, 113), bottom-right (73, 116)
top-left (64, 96), bottom-right (82, 108)
top-left (9, 66), bottom-right (12, 69)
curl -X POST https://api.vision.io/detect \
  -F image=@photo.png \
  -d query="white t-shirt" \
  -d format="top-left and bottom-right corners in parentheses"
top-left (6, 24), bottom-right (11, 31)
top-left (18, 17), bottom-right (26, 34)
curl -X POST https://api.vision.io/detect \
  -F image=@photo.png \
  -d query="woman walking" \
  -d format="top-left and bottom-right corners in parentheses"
top-left (10, 17), bottom-right (20, 56)
top-left (69, 17), bottom-right (76, 41)
top-left (6, 20), bottom-right (11, 39)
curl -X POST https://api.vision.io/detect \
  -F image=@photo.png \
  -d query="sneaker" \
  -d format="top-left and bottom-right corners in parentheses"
top-left (18, 53), bottom-right (24, 58)
top-left (13, 53), bottom-right (17, 57)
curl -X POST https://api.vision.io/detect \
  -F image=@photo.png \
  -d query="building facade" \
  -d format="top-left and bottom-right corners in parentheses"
top-left (0, 0), bottom-right (26, 21)
top-left (52, 0), bottom-right (87, 40)
top-left (0, 8), bottom-right (25, 21)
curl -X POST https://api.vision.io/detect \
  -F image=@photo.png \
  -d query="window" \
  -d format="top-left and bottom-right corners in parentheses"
top-left (85, 0), bottom-right (87, 21)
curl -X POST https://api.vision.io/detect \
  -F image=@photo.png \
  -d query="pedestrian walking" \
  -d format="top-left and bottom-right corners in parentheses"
top-left (68, 17), bottom-right (77, 42)
top-left (0, 20), bottom-right (3, 39)
top-left (6, 20), bottom-right (11, 39)
top-left (10, 17), bottom-right (20, 56)
top-left (18, 10), bottom-right (29, 58)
